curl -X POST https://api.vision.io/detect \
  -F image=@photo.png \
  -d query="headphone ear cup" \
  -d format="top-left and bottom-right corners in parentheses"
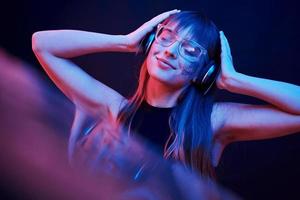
top-left (140, 28), bottom-right (156, 55)
top-left (192, 60), bottom-right (220, 95)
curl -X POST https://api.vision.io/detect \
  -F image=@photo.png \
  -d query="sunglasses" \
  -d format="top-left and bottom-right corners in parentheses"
top-left (155, 24), bottom-right (207, 62)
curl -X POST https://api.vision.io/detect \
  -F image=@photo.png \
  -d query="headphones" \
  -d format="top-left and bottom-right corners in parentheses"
top-left (139, 27), bottom-right (220, 95)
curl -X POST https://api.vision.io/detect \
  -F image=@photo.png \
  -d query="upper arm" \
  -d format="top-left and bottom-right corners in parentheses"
top-left (212, 102), bottom-right (300, 143)
top-left (33, 50), bottom-right (125, 118)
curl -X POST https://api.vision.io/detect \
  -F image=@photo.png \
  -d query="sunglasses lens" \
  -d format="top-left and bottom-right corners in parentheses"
top-left (180, 41), bottom-right (203, 62)
top-left (156, 27), bottom-right (175, 46)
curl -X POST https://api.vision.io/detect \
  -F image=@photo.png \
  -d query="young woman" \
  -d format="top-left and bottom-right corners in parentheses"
top-left (32, 10), bottom-right (300, 178)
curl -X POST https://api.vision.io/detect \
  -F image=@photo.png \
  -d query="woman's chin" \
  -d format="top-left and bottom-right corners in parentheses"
top-left (147, 67), bottom-right (170, 82)
top-left (149, 72), bottom-right (188, 90)
top-left (147, 63), bottom-right (190, 88)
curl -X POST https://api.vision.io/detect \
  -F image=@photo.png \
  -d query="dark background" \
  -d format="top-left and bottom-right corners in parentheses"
top-left (1, 0), bottom-right (300, 199)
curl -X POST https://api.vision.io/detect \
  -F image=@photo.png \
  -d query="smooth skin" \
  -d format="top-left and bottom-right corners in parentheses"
top-left (32, 9), bottom-right (300, 166)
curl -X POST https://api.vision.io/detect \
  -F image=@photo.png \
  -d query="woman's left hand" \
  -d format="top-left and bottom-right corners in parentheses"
top-left (216, 31), bottom-right (239, 90)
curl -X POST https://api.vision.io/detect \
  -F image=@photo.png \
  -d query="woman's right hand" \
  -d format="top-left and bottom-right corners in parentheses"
top-left (124, 9), bottom-right (180, 53)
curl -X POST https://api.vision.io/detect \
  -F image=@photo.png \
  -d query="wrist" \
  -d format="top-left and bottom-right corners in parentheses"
top-left (223, 72), bottom-right (245, 93)
top-left (120, 35), bottom-right (139, 53)
top-left (111, 35), bottom-right (134, 52)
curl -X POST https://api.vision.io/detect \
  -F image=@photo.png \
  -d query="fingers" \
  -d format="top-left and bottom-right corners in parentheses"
top-left (220, 31), bottom-right (233, 61)
top-left (146, 9), bottom-right (181, 29)
top-left (127, 9), bottom-right (181, 51)
top-left (152, 9), bottom-right (181, 23)
top-left (220, 31), bottom-right (230, 54)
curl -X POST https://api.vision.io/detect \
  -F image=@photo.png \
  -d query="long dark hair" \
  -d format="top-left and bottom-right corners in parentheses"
top-left (117, 11), bottom-right (221, 178)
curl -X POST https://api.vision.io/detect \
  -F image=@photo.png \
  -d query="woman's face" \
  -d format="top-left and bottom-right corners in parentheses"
top-left (146, 22), bottom-right (204, 89)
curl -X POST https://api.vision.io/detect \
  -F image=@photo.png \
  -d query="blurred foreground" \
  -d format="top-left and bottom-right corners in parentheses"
top-left (0, 48), bottom-right (240, 200)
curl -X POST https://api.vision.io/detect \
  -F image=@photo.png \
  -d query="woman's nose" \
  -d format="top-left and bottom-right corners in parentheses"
top-left (164, 42), bottom-right (179, 59)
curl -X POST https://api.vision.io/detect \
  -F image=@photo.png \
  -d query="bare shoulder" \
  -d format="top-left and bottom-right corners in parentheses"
top-left (211, 101), bottom-right (249, 130)
top-left (211, 102), bottom-right (300, 143)
top-left (89, 80), bottom-right (128, 121)
top-left (211, 102), bottom-right (225, 134)
top-left (211, 102), bottom-right (236, 143)
top-left (109, 93), bottom-right (128, 121)
top-left (211, 101), bottom-right (258, 138)
top-left (74, 79), bottom-right (127, 122)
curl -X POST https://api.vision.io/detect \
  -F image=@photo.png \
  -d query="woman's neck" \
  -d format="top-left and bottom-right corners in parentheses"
top-left (145, 77), bottom-right (185, 108)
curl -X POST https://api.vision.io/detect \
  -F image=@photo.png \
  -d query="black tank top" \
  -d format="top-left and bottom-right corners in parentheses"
top-left (130, 101), bottom-right (173, 152)
top-left (129, 101), bottom-right (222, 170)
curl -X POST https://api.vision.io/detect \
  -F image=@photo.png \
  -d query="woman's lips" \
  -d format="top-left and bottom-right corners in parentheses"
top-left (156, 56), bottom-right (176, 70)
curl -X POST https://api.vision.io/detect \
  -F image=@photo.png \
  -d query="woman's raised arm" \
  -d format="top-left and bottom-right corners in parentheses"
top-left (31, 9), bottom-right (180, 118)
top-left (32, 30), bottom-right (128, 117)
top-left (212, 31), bottom-right (300, 144)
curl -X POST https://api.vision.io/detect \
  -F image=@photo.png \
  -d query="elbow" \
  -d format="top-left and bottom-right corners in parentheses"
top-left (32, 31), bottom-right (42, 53)
top-left (32, 31), bottom-right (49, 53)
